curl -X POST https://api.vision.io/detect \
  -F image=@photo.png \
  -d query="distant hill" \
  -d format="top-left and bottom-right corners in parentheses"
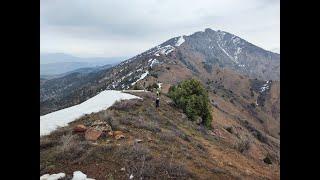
top-left (40, 53), bottom-right (126, 75)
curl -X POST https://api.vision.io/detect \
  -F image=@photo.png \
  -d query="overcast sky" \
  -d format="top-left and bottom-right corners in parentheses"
top-left (40, 0), bottom-right (280, 58)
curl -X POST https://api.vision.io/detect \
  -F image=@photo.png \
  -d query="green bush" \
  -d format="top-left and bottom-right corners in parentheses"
top-left (168, 79), bottom-right (212, 127)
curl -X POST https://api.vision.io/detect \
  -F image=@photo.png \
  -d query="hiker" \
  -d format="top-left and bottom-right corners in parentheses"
top-left (155, 97), bottom-right (160, 108)
top-left (156, 90), bottom-right (160, 97)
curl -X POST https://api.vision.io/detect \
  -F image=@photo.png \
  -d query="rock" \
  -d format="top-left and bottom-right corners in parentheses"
top-left (113, 131), bottom-right (124, 136)
top-left (195, 117), bottom-right (203, 125)
top-left (94, 125), bottom-right (112, 132)
top-left (73, 124), bottom-right (87, 133)
top-left (85, 128), bottom-right (102, 141)
top-left (129, 174), bottom-right (134, 179)
top-left (108, 131), bottom-right (114, 137)
top-left (120, 167), bottom-right (125, 171)
top-left (135, 139), bottom-right (143, 143)
top-left (115, 134), bottom-right (125, 140)
top-left (245, 169), bottom-right (252, 175)
top-left (91, 120), bottom-right (112, 132)
top-left (92, 120), bottom-right (108, 126)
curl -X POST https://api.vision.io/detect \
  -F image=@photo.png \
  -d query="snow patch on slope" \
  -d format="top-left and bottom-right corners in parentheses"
top-left (72, 171), bottom-right (95, 180)
top-left (40, 173), bottom-right (66, 180)
top-left (217, 43), bottom-right (239, 64)
top-left (159, 45), bottom-right (175, 55)
top-left (40, 90), bottom-right (140, 136)
top-left (175, 36), bottom-right (185, 46)
top-left (41, 171), bottom-right (94, 180)
top-left (131, 71), bottom-right (149, 86)
top-left (234, 47), bottom-right (242, 60)
top-left (260, 81), bottom-right (270, 93)
top-left (149, 59), bottom-right (159, 68)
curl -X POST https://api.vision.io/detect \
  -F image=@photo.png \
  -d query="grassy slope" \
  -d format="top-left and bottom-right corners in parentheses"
top-left (40, 91), bottom-right (279, 180)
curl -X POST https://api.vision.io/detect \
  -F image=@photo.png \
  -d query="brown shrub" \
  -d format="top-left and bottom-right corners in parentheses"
top-left (234, 139), bottom-right (251, 153)
top-left (55, 133), bottom-right (90, 161)
top-left (115, 144), bottom-right (192, 179)
top-left (40, 137), bottom-right (58, 150)
top-left (98, 111), bottom-right (121, 130)
top-left (158, 131), bottom-right (176, 142)
top-left (110, 99), bottom-right (143, 111)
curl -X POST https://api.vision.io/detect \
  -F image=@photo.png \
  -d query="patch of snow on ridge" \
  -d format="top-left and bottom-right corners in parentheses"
top-left (72, 171), bottom-right (95, 180)
top-left (159, 45), bottom-right (175, 55)
top-left (260, 81), bottom-right (270, 93)
top-left (40, 173), bottom-right (65, 180)
top-left (175, 36), bottom-right (185, 46)
top-left (131, 71), bottom-right (149, 86)
top-left (150, 59), bottom-right (159, 68)
top-left (40, 90), bottom-right (140, 136)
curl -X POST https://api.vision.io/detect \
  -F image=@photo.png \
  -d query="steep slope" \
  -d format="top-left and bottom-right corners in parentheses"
top-left (40, 92), bottom-right (279, 180)
top-left (180, 28), bottom-right (280, 81)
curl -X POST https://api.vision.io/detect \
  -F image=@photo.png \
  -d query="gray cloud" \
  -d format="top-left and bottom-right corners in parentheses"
top-left (41, 0), bottom-right (280, 57)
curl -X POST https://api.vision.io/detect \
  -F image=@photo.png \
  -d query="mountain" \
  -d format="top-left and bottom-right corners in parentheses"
top-left (40, 28), bottom-right (280, 115)
top-left (40, 53), bottom-right (126, 75)
top-left (40, 28), bottom-right (280, 179)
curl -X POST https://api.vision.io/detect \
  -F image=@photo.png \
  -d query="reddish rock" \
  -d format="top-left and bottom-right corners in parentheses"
top-left (113, 131), bottom-right (124, 136)
top-left (85, 128), bottom-right (102, 141)
top-left (115, 134), bottom-right (125, 140)
top-left (108, 131), bottom-right (114, 137)
top-left (73, 124), bottom-right (87, 133)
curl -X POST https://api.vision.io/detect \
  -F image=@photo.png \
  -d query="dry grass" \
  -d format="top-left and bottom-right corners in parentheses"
top-left (110, 99), bottom-right (143, 111)
top-left (55, 133), bottom-right (90, 161)
top-left (234, 138), bottom-right (251, 154)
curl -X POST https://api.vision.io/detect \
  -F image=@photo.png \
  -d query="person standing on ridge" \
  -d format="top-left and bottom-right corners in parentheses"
top-left (156, 96), bottom-right (160, 108)
top-left (156, 87), bottom-right (160, 108)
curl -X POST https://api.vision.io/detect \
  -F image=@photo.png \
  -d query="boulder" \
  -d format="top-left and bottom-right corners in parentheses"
top-left (92, 120), bottom-right (112, 132)
top-left (92, 120), bottom-right (108, 126)
top-left (108, 131), bottom-right (114, 137)
top-left (85, 128), bottom-right (102, 141)
top-left (115, 134), bottom-right (125, 140)
top-left (73, 124), bottom-right (87, 133)
top-left (113, 131), bottom-right (124, 136)
top-left (94, 125), bottom-right (112, 132)
top-left (135, 139), bottom-right (143, 143)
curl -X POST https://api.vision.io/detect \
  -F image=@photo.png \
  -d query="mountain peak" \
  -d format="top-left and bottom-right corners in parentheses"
top-left (204, 28), bottom-right (216, 33)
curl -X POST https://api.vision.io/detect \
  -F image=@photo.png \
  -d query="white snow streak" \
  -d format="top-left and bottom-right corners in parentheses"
top-left (260, 81), bottom-right (270, 93)
top-left (217, 43), bottom-right (239, 64)
top-left (131, 71), bottom-right (149, 86)
top-left (175, 36), bottom-right (185, 46)
top-left (150, 59), bottom-right (159, 68)
top-left (40, 173), bottom-right (65, 180)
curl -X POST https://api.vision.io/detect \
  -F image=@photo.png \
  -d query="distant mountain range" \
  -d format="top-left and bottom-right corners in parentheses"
top-left (40, 53), bottom-right (126, 75)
